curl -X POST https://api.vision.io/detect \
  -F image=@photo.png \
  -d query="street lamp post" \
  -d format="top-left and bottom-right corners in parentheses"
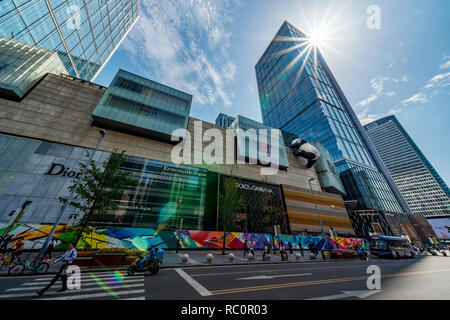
top-left (33, 129), bottom-right (106, 267)
top-left (308, 178), bottom-right (325, 236)
top-left (176, 199), bottom-right (182, 254)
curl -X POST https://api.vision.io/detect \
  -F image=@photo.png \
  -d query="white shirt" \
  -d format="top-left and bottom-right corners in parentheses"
top-left (54, 248), bottom-right (77, 264)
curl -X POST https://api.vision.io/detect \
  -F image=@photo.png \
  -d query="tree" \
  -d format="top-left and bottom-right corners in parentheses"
top-left (60, 149), bottom-right (137, 247)
top-left (219, 177), bottom-right (242, 255)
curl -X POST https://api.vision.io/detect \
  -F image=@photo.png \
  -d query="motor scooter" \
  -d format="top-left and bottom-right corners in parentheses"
top-left (127, 249), bottom-right (164, 276)
top-left (357, 248), bottom-right (369, 261)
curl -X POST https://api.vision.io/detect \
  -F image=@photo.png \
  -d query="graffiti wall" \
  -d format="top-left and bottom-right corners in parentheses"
top-left (0, 223), bottom-right (366, 251)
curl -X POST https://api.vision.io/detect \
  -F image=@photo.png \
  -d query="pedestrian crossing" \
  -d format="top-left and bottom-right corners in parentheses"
top-left (0, 270), bottom-right (146, 300)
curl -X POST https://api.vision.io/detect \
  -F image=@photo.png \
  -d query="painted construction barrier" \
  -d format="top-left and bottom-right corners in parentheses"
top-left (0, 223), bottom-right (366, 251)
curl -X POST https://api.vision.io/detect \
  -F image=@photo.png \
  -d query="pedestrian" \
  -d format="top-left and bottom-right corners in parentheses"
top-left (298, 240), bottom-right (304, 257)
top-left (45, 237), bottom-right (57, 259)
top-left (288, 242), bottom-right (293, 255)
top-left (243, 239), bottom-right (248, 258)
top-left (249, 241), bottom-right (255, 256)
top-left (280, 242), bottom-right (288, 261)
top-left (262, 242), bottom-right (268, 261)
top-left (36, 242), bottom-right (77, 296)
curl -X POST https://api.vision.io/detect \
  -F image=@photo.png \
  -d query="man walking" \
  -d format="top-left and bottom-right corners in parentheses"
top-left (37, 242), bottom-right (77, 296)
top-left (288, 242), bottom-right (293, 255)
top-left (243, 239), bottom-right (248, 258)
top-left (298, 240), bottom-right (304, 257)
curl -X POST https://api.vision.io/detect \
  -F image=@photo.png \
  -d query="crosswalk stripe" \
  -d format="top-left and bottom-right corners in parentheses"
top-left (40, 289), bottom-right (145, 300)
top-left (29, 277), bottom-right (143, 286)
top-left (119, 296), bottom-right (145, 300)
top-left (8, 279), bottom-right (144, 291)
top-left (33, 273), bottom-right (136, 281)
top-left (0, 283), bottom-right (144, 299)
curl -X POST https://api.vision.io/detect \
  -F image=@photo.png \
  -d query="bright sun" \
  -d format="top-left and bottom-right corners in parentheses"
top-left (308, 31), bottom-right (325, 47)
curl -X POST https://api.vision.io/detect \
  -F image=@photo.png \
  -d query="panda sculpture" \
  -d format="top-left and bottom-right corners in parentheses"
top-left (290, 138), bottom-right (321, 168)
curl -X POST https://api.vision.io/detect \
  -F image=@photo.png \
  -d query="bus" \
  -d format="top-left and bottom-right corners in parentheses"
top-left (368, 235), bottom-right (416, 259)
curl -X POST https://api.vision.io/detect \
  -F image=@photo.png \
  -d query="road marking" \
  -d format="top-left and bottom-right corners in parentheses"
top-left (174, 268), bottom-right (212, 296)
top-left (0, 283), bottom-right (144, 299)
top-left (307, 290), bottom-right (381, 300)
top-left (7, 279), bottom-right (144, 291)
top-left (188, 262), bottom-right (414, 277)
top-left (236, 273), bottom-right (312, 280)
top-left (211, 268), bottom-right (450, 295)
top-left (41, 289), bottom-right (145, 300)
top-left (120, 296), bottom-right (146, 300)
top-left (33, 273), bottom-right (138, 281)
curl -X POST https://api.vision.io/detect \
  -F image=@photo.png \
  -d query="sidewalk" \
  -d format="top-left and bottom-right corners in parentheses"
top-left (1, 249), bottom-right (448, 277)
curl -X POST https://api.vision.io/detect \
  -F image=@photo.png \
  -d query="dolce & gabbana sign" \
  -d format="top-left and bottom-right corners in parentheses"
top-left (235, 182), bottom-right (274, 194)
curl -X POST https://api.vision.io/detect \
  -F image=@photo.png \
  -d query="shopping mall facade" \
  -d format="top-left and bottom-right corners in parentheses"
top-left (0, 40), bottom-right (436, 248)
top-left (1, 64), bottom-right (370, 249)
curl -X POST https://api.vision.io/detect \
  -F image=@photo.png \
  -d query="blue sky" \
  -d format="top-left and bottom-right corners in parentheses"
top-left (95, 0), bottom-right (450, 185)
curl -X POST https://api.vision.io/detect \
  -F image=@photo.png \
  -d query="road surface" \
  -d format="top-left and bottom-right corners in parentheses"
top-left (0, 256), bottom-right (448, 300)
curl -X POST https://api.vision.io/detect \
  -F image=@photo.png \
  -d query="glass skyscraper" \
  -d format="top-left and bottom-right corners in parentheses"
top-left (215, 113), bottom-right (235, 129)
top-left (255, 21), bottom-right (414, 237)
top-left (365, 115), bottom-right (450, 217)
top-left (0, 0), bottom-right (139, 81)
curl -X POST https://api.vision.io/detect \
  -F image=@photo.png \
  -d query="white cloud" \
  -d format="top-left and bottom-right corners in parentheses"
top-left (122, 0), bottom-right (239, 108)
top-left (356, 75), bottom-right (399, 107)
top-left (440, 60), bottom-right (450, 70)
top-left (401, 75), bottom-right (408, 82)
top-left (429, 72), bottom-right (450, 83)
top-left (356, 94), bottom-right (378, 107)
top-left (403, 70), bottom-right (450, 105)
top-left (357, 108), bottom-right (379, 125)
top-left (402, 92), bottom-right (428, 105)
top-left (370, 76), bottom-right (389, 95)
top-left (388, 108), bottom-right (402, 115)
top-left (440, 55), bottom-right (450, 69)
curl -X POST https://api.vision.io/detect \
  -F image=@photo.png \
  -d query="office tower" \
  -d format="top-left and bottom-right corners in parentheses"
top-left (365, 115), bottom-right (450, 217)
top-left (255, 21), bottom-right (414, 238)
top-left (215, 113), bottom-right (235, 128)
top-left (0, 0), bottom-right (139, 81)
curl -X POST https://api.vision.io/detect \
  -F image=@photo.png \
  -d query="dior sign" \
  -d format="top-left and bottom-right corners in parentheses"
top-left (45, 163), bottom-right (82, 179)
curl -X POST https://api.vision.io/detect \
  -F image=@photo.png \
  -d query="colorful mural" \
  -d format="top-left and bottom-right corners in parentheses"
top-left (0, 224), bottom-right (366, 251)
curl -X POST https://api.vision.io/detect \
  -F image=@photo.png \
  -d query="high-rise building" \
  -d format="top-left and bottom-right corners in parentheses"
top-left (0, 0), bottom-right (139, 81)
top-left (215, 113), bottom-right (235, 128)
top-left (364, 115), bottom-right (450, 217)
top-left (255, 21), bottom-right (415, 238)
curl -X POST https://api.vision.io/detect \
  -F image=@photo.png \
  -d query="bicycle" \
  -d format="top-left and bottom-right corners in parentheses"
top-left (0, 253), bottom-right (22, 270)
top-left (8, 254), bottom-right (49, 276)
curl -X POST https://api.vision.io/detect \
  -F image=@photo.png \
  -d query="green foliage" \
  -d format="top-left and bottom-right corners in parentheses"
top-left (59, 149), bottom-right (138, 242)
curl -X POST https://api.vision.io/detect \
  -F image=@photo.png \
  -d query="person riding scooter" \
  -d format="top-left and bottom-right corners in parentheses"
top-left (143, 246), bottom-right (158, 266)
top-left (356, 245), bottom-right (368, 261)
